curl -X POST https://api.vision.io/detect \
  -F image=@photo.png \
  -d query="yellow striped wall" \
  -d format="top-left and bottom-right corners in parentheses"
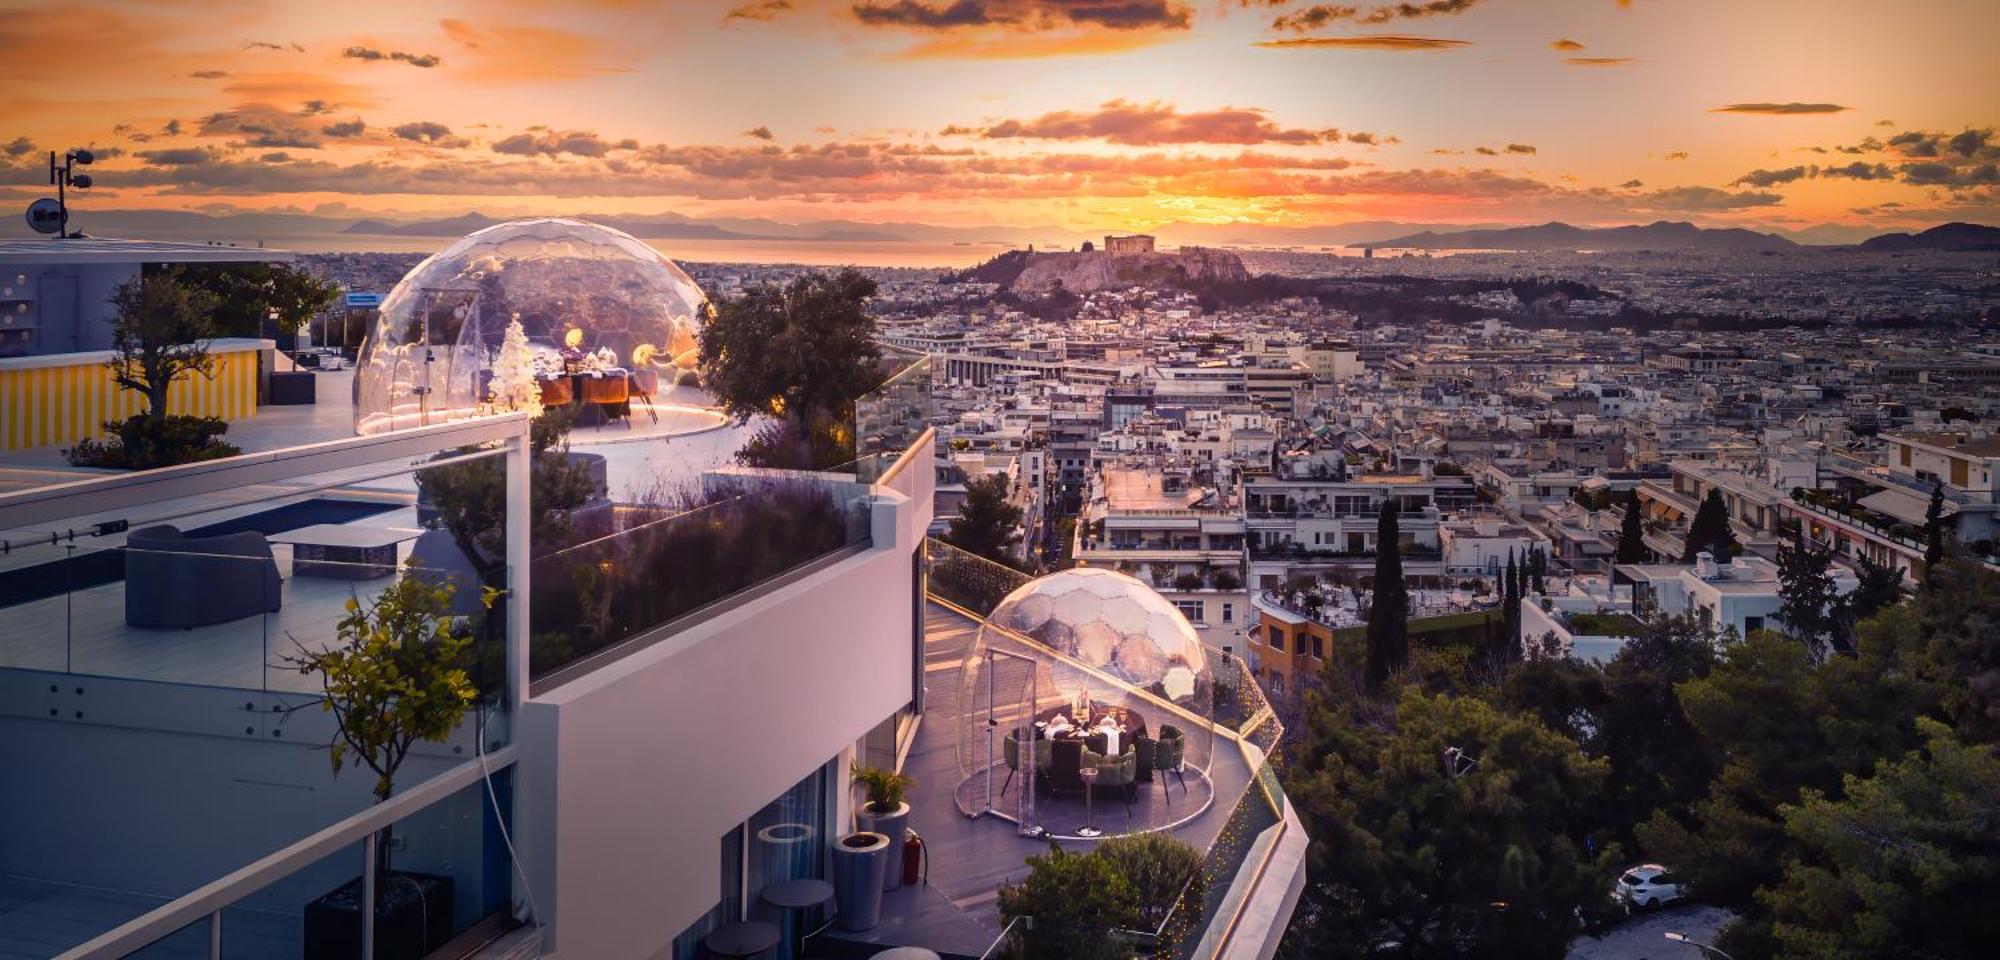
top-left (0, 345), bottom-right (261, 451)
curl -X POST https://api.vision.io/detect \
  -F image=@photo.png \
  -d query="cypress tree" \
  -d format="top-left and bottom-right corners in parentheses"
top-left (1682, 488), bottom-right (1739, 563)
top-left (1922, 482), bottom-right (1948, 586)
top-left (1616, 490), bottom-right (1649, 565)
top-left (1364, 500), bottom-right (1410, 688)
top-left (1529, 547), bottom-right (1547, 595)
top-left (1503, 550), bottom-right (1522, 661)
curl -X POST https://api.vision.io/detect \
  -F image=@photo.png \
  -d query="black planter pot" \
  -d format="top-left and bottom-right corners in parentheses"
top-left (302, 871), bottom-right (454, 960)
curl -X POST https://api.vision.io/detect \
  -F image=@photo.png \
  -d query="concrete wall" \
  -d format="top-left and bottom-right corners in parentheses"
top-left (520, 477), bottom-right (930, 959)
top-left (0, 669), bottom-right (501, 924)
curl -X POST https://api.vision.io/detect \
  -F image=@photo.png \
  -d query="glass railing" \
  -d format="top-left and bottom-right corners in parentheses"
top-left (77, 760), bottom-right (520, 960)
top-left (921, 539), bottom-right (1294, 960)
top-left (0, 446), bottom-right (514, 703)
top-left (854, 350), bottom-right (933, 483)
top-left (527, 471), bottom-right (875, 683)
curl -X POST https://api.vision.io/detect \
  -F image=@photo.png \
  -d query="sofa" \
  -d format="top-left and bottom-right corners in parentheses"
top-left (124, 525), bottom-right (283, 629)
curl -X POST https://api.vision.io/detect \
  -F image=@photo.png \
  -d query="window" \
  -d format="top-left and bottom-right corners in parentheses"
top-left (1174, 599), bottom-right (1204, 623)
top-left (1268, 627), bottom-right (1286, 652)
top-left (1312, 635), bottom-right (1325, 659)
top-left (1221, 602), bottom-right (1235, 624)
top-left (1744, 616), bottom-right (1765, 634)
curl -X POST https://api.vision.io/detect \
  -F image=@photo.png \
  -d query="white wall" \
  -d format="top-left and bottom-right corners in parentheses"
top-left (520, 472), bottom-right (931, 959)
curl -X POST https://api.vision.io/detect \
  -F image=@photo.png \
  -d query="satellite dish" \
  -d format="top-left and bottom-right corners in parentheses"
top-left (25, 198), bottom-right (62, 235)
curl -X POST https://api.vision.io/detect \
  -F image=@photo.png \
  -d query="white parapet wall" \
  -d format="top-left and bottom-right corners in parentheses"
top-left (519, 473), bottom-right (932, 958)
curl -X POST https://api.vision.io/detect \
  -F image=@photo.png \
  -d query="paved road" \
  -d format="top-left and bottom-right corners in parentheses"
top-left (1566, 905), bottom-right (1735, 960)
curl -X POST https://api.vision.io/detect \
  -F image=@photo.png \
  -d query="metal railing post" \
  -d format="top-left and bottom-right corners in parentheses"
top-left (360, 834), bottom-right (378, 960)
top-left (207, 910), bottom-right (221, 960)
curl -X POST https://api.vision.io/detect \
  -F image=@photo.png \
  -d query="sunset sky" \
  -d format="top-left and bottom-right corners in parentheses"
top-left (0, 0), bottom-right (1994, 236)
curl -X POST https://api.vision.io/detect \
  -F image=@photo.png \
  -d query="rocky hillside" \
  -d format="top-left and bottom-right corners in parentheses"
top-left (957, 246), bottom-right (1250, 294)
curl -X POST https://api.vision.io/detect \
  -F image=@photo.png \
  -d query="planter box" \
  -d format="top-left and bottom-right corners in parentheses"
top-left (302, 871), bottom-right (454, 960)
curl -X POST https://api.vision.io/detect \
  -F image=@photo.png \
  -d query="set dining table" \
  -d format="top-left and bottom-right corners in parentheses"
top-left (1034, 705), bottom-right (1147, 754)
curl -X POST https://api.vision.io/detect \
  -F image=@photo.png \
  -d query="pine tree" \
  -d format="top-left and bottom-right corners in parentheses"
top-left (1616, 490), bottom-right (1650, 565)
top-left (1775, 528), bottom-right (1840, 656)
top-left (946, 474), bottom-right (1025, 567)
top-left (1364, 500), bottom-right (1410, 688)
top-left (488, 316), bottom-right (544, 417)
top-left (1922, 482), bottom-right (1948, 587)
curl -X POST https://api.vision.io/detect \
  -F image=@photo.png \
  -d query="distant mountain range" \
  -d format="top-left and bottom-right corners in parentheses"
top-left (10, 207), bottom-right (1992, 256)
top-left (1358, 220), bottom-right (1799, 252)
top-left (337, 211), bottom-right (910, 243)
top-left (1857, 222), bottom-right (2000, 252)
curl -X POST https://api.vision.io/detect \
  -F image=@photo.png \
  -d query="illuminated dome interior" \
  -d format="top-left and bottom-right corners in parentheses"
top-left (354, 217), bottom-right (709, 435)
top-left (955, 568), bottom-right (1218, 836)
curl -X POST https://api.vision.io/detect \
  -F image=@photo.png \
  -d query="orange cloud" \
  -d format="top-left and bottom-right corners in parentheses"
top-left (1254, 35), bottom-right (1471, 51)
top-left (1565, 57), bottom-right (1634, 67)
top-left (1550, 38), bottom-right (1585, 51)
top-left (1711, 102), bottom-right (1850, 115)
top-left (972, 100), bottom-right (1349, 146)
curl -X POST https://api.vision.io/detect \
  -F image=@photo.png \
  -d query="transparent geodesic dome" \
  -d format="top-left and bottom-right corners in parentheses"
top-left (956, 568), bottom-right (1217, 825)
top-left (354, 218), bottom-right (709, 435)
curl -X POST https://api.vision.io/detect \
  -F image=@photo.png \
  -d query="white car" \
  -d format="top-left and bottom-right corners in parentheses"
top-left (1614, 864), bottom-right (1689, 911)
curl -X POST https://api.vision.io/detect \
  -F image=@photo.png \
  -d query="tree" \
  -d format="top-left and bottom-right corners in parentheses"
top-left (698, 269), bottom-right (882, 467)
top-left (176, 261), bottom-right (340, 340)
top-left (1922, 481), bottom-right (1948, 585)
top-left (287, 575), bottom-right (479, 880)
top-left (1285, 690), bottom-right (1617, 959)
top-left (418, 409), bottom-right (595, 609)
top-left (1638, 621), bottom-right (1938, 908)
top-left (487, 316), bottom-right (543, 416)
top-left (1502, 549), bottom-right (1522, 662)
top-left (1838, 551), bottom-right (1904, 638)
top-left (997, 843), bottom-right (1140, 960)
top-left (1682, 488), bottom-right (1739, 563)
top-left (1615, 490), bottom-right (1650, 565)
top-left (1775, 528), bottom-right (1842, 656)
top-left (1761, 719), bottom-right (2000, 960)
top-left (946, 474), bottom-right (1024, 567)
top-left (101, 268), bottom-right (226, 463)
top-left (1528, 547), bottom-right (1547, 595)
top-left (1364, 500), bottom-right (1409, 688)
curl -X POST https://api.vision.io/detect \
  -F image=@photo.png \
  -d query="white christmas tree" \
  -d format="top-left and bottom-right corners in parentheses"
top-left (489, 316), bottom-right (544, 417)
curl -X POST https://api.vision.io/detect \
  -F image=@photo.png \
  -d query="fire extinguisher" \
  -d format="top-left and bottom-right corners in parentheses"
top-left (903, 829), bottom-right (927, 887)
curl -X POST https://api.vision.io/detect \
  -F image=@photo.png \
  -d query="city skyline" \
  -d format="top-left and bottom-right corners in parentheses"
top-left (0, 0), bottom-right (1995, 240)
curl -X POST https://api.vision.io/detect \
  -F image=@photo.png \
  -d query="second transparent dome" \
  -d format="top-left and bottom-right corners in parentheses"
top-left (354, 217), bottom-right (708, 435)
top-left (987, 568), bottom-right (1208, 701)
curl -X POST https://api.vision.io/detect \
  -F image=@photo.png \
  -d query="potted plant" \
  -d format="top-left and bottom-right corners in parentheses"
top-left (851, 763), bottom-right (914, 891)
top-left (287, 574), bottom-right (481, 960)
top-left (831, 831), bottom-right (891, 931)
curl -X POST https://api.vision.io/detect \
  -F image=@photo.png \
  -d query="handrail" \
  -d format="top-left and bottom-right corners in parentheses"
top-left (874, 426), bottom-right (935, 488)
top-left (0, 412), bottom-right (530, 532)
top-left (57, 747), bottom-right (518, 960)
top-left (979, 914), bottom-right (1030, 960)
top-left (1205, 815), bottom-right (1290, 959)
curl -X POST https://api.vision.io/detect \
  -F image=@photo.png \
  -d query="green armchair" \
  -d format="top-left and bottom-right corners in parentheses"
top-left (1154, 726), bottom-right (1189, 801)
top-left (1084, 748), bottom-right (1138, 816)
top-left (1002, 730), bottom-right (1053, 796)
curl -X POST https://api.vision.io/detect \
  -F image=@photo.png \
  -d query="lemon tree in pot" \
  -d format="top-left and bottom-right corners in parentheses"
top-left (852, 763), bottom-right (914, 891)
top-left (288, 575), bottom-right (482, 960)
